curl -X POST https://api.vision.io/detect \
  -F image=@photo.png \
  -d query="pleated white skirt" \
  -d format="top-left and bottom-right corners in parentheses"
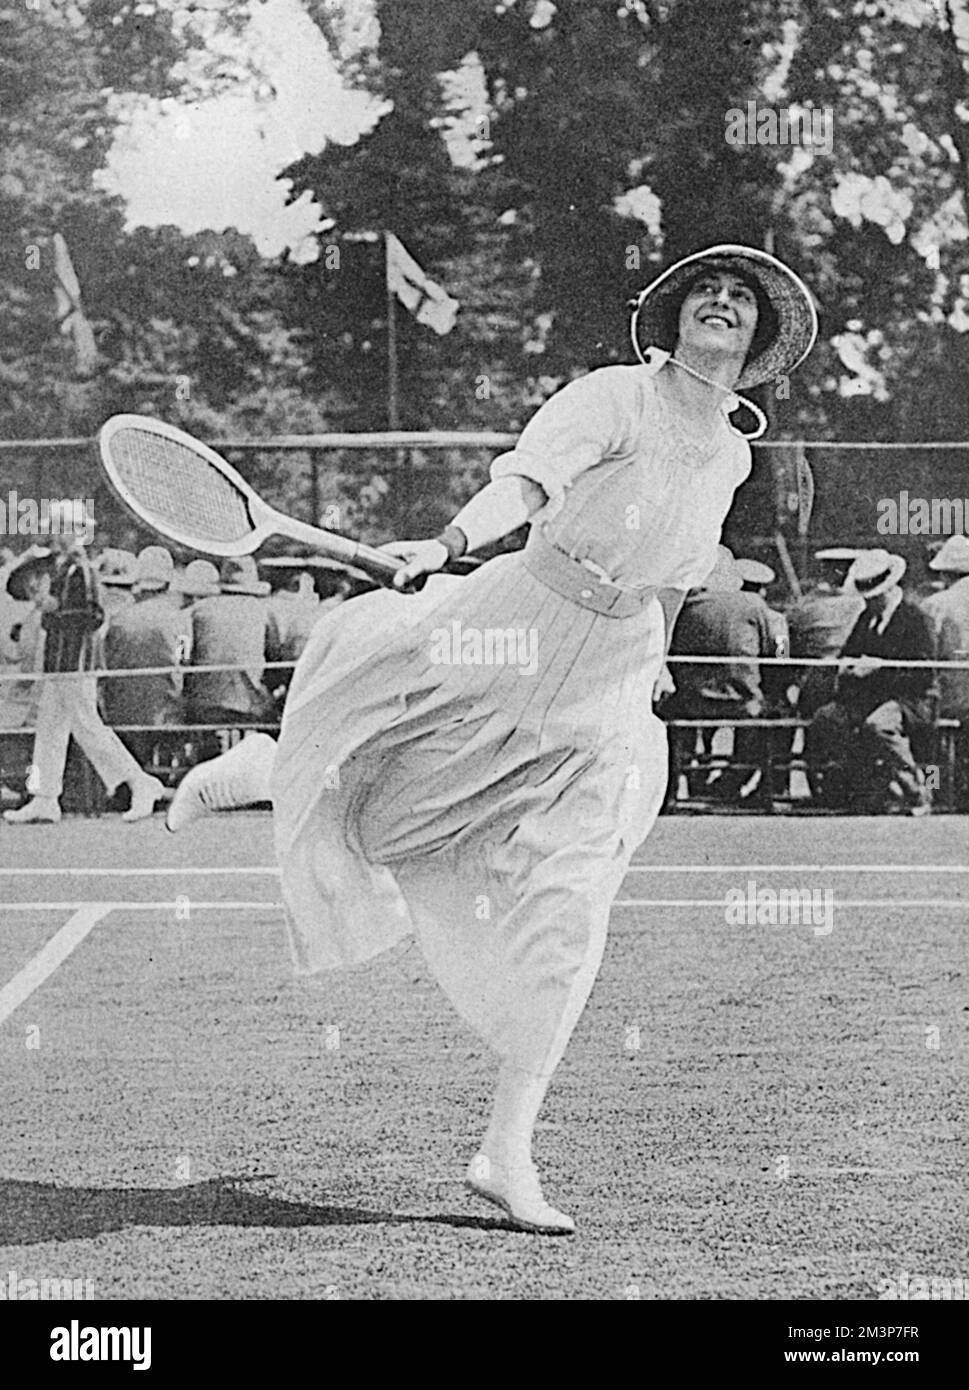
top-left (272, 550), bottom-right (668, 1076)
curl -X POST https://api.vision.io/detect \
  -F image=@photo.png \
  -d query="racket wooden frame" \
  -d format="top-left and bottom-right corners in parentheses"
top-left (98, 414), bottom-right (406, 587)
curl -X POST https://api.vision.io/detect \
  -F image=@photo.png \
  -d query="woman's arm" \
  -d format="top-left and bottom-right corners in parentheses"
top-left (451, 475), bottom-right (547, 551)
top-left (384, 368), bottom-right (634, 589)
top-left (385, 475), bottom-right (547, 589)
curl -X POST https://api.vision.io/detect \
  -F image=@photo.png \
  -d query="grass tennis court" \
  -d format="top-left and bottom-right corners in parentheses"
top-left (1, 812), bottom-right (966, 1300)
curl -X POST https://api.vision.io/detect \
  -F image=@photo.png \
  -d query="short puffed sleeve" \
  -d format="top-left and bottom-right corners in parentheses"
top-left (489, 367), bottom-right (639, 510)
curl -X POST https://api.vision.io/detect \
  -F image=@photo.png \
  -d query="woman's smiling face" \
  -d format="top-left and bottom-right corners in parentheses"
top-left (675, 270), bottom-right (759, 361)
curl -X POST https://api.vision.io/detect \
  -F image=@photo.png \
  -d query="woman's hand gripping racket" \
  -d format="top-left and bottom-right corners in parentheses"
top-left (98, 414), bottom-right (410, 588)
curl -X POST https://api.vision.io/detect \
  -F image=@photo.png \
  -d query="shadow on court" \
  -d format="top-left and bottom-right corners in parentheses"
top-left (0, 1175), bottom-right (518, 1245)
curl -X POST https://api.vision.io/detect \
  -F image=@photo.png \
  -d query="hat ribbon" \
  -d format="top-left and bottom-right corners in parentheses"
top-left (855, 567), bottom-right (894, 594)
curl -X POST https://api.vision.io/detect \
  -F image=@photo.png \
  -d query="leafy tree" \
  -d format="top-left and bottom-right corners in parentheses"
top-left (1, 0), bottom-right (330, 528)
top-left (6, 0), bottom-right (969, 553)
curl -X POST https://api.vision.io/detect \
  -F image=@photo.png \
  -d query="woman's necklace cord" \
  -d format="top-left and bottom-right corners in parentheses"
top-left (668, 353), bottom-right (768, 440)
top-left (642, 346), bottom-right (769, 441)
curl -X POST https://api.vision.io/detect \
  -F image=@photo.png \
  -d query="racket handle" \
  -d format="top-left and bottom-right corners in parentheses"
top-left (270, 516), bottom-right (456, 592)
top-left (350, 545), bottom-right (481, 591)
top-left (348, 541), bottom-right (426, 593)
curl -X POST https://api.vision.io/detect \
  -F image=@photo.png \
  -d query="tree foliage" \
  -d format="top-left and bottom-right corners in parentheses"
top-left (3, 0), bottom-right (969, 543)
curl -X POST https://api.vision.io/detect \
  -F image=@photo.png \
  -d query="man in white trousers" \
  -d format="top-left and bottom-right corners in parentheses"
top-left (3, 503), bottom-right (164, 825)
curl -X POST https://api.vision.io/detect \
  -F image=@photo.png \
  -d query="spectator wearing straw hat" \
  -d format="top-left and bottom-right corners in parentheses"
top-left (95, 549), bottom-right (137, 620)
top-left (805, 549), bottom-right (935, 814)
top-left (736, 558), bottom-right (787, 642)
top-left (3, 505), bottom-right (164, 823)
top-left (176, 559), bottom-right (221, 613)
top-left (0, 542), bottom-right (36, 650)
top-left (786, 547), bottom-right (866, 718)
top-left (662, 545), bottom-right (777, 801)
top-left (262, 558), bottom-right (322, 705)
top-left (101, 547), bottom-right (192, 761)
top-left (921, 535), bottom-right (969, 806)
top-left (184, 555), bottom-right (282, 730)
top-left (735, 556), bottom-right (775, 594)
top-left (169, 560), bottom-right (222, 670)
top-left (921, 534), bottom-right (969, 715)
top-left (0, 546), bottom-right (52, 734)
top-left (2, 546), bottom-right (52, 664)
top-left (735, 556), bottom-right (789, 709)
top-left (919, 538), bottom-right (948, 604)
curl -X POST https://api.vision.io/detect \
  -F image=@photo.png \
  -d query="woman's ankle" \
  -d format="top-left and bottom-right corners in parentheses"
top-left (474, 1138), bottom-right (533, 1175)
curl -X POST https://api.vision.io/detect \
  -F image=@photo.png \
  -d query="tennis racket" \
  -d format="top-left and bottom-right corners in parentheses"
top-left (97, 414), bottom-right (408, 588)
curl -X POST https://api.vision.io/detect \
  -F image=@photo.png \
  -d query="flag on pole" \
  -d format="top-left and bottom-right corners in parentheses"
top-left (385, 232), bottom-right (459, 335)
top-left (52, 232), bottom-right (97, 376)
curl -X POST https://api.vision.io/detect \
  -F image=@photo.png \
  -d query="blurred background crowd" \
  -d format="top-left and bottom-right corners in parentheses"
top-left (2, 518), bottom-right (967, 817)
top-left (0, 532), bottom-right (355, 735)
top-left (5, 1), bottom-right (969, 816)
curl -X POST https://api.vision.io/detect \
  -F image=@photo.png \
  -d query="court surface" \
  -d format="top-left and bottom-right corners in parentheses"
top-left (1, 812), bottom-right (966, 1300)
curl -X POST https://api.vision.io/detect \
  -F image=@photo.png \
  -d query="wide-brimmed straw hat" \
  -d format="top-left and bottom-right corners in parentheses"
top-left (5, 545), bottom-right (54, 601)
top-left (134, 545), bottom-right (174, 593)
top-left (96, 549), bottom-right (138, 588)
top-left (630, 243), bottom-right (818, 389)
top-left (219, 555), bottom-right (270, 597)
top-left (928, 534), bottom-right (969, 575)
top-left (735, 558), bottom-right (775, 587)
top-left (845, 549), bottom-right (906, 599)
top-left (178, 559), bottom-right (221, 597)
top-left (815, 547), bottom-right (863, 563)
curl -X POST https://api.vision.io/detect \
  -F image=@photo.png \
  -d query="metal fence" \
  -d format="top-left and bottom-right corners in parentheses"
top-left (3, 433), bottom-right (969, 596)
top-left (1, 655), bottom-right (964, 815)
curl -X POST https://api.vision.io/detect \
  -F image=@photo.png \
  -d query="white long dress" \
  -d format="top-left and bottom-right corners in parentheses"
top-left (272, 366), bottom-right (751, 1077)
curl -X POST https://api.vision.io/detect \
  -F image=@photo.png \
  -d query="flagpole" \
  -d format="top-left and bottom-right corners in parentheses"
top-left (384, 230), bottom-right (400, 430)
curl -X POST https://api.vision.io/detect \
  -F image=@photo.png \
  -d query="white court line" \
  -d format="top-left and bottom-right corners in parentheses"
top-left (0, 904), bottom-right (111, 1025)
top-left (626, 864), bottom-right (969, 875)
top-left (3, 863), bottom-right (969, 878)
top-left (2, 898), bottom-right (967, 913)
top-left (2, 901), bottom-right (284, 912)
top-left (613, 898), bottom-right (969, 909)
top-left (0, 866), bottom-right (280, 877)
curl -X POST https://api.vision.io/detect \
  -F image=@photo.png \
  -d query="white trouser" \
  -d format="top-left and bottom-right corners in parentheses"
top-left (28, 675), bottom-right (144, 802)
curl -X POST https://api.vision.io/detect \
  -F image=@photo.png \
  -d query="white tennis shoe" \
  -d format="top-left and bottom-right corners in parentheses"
top-left (465, 1153), bottom-right (575, 1235)
top-left (166, 733), bottom-right (276, 833)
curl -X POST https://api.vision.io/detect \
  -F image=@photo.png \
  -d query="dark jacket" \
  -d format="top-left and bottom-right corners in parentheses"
top-left (787, 589), bottom-right (866, 661)
top-left (184, 594), bottom-right (281, 719)
top-left (42, 550), bottom-right (104, 674)
top-left (667, 588), bottom-right (775, 713)
top-left (102, 595), bottom-right (193, 727)
top-left (787, 587), bottom-right (867, 715)
top-left (837, 597), bottom-right (937, 721)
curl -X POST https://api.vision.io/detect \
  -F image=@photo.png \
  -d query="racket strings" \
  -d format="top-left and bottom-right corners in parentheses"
top-left (108, 428), bottom-right (253, 543)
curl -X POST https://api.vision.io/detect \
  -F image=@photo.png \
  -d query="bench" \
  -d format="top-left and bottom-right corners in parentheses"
top-left (2, 716), bottom-right (963, 816)
top-left (663, 717), bottom-right (961, 813)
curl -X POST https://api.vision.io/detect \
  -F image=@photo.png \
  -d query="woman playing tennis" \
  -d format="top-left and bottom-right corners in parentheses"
top-left (168, 245), bottom-right (817, 1233)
